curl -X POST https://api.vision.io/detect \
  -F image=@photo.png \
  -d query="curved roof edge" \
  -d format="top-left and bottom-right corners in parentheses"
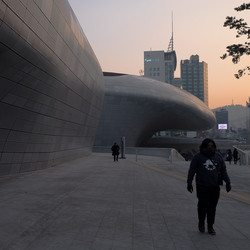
top-left (94, 74), bottom-right (216, 147)
top-left (103, 72), bottom-right (128, 76)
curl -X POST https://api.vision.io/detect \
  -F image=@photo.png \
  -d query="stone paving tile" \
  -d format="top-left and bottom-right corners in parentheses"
top-left (1, 153), bottom-right (250, 249)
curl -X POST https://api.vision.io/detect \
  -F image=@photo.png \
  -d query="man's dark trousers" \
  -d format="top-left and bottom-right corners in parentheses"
top-left (196, 185), bottom-right (220, 225)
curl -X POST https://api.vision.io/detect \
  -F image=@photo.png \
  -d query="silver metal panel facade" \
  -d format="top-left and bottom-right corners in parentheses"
top-left (0, 0), bottom-right (105, 174)
top-left (94, 75), bottom-right (216, 147)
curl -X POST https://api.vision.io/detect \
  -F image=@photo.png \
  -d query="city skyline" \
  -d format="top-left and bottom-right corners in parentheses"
top-left (68, 0), bottom-right (249, 109)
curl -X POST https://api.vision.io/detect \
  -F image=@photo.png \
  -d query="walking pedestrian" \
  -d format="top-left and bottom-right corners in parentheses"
top-left (226, 149), bottom-right (232, 164)
top-left (233, 148), bottom-right (238, 164)
top-left (187, 138), bottom-right (231, 235)
top-left (111, 142), bottom-right (120, 162)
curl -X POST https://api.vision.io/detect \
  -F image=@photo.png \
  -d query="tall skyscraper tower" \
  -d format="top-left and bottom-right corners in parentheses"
top-left (180, 55), bottom-right (208, 106)
top-left (144, 14), bottom-right (177, 85)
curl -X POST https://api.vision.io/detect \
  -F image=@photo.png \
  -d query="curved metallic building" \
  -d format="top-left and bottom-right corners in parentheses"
top-left (94, 74), bottom-right (216, 147)
top-left (0, 1), bottom-right (105, 174)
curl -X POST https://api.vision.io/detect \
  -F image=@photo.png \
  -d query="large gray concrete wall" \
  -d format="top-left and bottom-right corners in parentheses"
top-left (0, 1), bottom-right (105, 174)
top-left (94, 74), bottom-right (216, 147)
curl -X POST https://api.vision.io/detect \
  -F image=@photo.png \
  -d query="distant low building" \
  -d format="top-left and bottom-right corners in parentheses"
top-left (212, 105), bottom-right (248, 140)
top-left (215, 109), bottom-right (229, 130)
top-left (212, 105), bottom-right (247, 129)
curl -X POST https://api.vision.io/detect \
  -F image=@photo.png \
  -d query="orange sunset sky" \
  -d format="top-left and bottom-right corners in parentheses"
top-left (68, 0), bottom-right (249, 110)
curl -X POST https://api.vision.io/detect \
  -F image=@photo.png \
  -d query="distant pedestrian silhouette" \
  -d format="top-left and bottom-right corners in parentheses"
top-left (111, 142), bottom-right (120, 162)
top-left (226, 149), bottom-right (232, 164)
top-left (233, 148), bottom-right (238, 164)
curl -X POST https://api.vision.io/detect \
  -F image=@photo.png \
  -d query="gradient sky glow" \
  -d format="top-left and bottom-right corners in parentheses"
top-left (68, 0), bottom-right (249, 109)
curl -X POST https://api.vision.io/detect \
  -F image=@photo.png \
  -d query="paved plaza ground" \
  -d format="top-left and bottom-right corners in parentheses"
top-left (0, 153), bottom-right (250, 250)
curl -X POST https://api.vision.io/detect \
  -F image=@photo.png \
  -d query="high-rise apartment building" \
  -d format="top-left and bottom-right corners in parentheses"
top-left (180, 55), bottom-right (208, 106)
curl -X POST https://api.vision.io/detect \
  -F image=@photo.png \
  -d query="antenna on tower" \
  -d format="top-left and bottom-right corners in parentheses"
top-left (167, 12), bottom-right (174, 52)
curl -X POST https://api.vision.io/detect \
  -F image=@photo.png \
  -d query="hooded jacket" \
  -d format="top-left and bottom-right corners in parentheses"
top-left (187, 152), bottom-right (231, 187)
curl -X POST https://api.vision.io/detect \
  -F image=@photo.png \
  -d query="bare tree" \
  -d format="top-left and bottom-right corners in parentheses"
top-left (221, 3), bottom-right (250, 78)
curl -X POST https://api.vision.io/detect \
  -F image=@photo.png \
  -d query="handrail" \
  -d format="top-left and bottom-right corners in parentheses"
top-left (233, 144), bottom-right (250, 151)
top-left (233, 145), bottom-right (250, 165)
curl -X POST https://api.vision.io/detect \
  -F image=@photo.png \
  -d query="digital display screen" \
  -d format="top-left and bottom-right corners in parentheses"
top-left (218, 124), bottom-right (227, 130)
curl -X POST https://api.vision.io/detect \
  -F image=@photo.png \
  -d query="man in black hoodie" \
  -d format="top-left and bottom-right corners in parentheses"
top-left (187, 138), bottom-right (231, 235)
